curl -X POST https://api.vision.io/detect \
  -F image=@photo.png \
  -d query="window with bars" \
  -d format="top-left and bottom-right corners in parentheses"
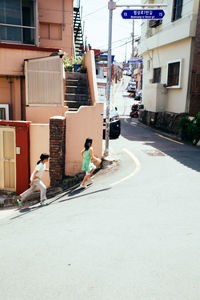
top-left (153, 68), bottom-right (161, 83)
top-left (0, 0), bottom-right (35, 45)
top-left (167, 61), bottom-right (180, 87)
top-left (172, 0), bottom-right (183, 22)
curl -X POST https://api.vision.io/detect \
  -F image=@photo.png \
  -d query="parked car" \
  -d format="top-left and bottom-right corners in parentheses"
top-left (99, 100), bottom-right (121, 139)
top-left (135, 89), bottom-right (142, 100)
top-left (127, 81), bottom-right (136, 96)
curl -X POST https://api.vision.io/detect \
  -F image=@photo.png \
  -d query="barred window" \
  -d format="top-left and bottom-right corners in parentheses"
top-left (153, 68), bottom-right (161, 83)
top-left (172, 0), bottom-right (183, 22)
top-left (167, 62), bottom-right (180, 87)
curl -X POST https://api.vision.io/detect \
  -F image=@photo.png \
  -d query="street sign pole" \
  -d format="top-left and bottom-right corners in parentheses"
top-left (104, 1), bottom-right (167, 158)
top-left (104, 0), bottom-right (115, 157)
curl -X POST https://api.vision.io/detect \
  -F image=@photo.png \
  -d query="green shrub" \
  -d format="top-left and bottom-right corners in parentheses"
top-left (179, 112), bottom-right (200, 145)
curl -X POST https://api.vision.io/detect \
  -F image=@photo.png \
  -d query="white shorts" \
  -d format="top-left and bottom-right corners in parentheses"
top-left (86, 163), bottom-right (96, 175)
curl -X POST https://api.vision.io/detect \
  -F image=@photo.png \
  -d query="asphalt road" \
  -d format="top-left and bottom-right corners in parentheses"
top-left (0, 80), bottom-right (200, 300)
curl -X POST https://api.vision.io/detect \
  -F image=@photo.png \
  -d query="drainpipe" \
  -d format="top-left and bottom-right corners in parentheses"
top-left (8, 77), bottom-right (13, 120)
top-left (62, 0), bottom-right (65, 31)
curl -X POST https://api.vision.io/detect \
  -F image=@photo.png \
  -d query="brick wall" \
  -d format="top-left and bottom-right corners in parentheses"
top-left (189, 2), bottom-right (200, 116)
top-left (49, 116), bottom-right (66, 186)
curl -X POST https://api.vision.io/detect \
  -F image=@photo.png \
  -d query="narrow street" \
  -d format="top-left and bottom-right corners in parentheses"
top-left (0, 79), bottom-right (200, 300)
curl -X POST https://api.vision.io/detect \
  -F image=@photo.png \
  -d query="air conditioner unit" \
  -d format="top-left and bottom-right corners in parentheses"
top-left (146, 28), bottom-right (152, 38)
top-left (0, 104), bottom-right (9, 120)
top-left (149, 20), bottom-right (162, 28)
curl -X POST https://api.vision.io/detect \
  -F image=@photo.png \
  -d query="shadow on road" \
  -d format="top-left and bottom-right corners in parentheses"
top-left (10, 187), bottom-right (111, 220)
top-left (59, 187), bottom-right (111, 203)
top-left (121, 118), bottom-right (200, 172)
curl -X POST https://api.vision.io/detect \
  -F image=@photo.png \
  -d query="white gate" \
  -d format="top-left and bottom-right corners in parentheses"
top-left (25, 55), bottom-right (65, 106)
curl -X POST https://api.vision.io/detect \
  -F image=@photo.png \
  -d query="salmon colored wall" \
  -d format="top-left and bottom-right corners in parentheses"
top-left (65, 103), bottom-right (104, 176)
top-left (38, 0), bottom-right (73, 55)
top-left (30, 124), bottom-right (50, 188)
top-left (0, 48), bottom-right (55, 76)
top-left (84, 51), bottom-right (99, 105)
top-left (12, 78), bottom-right (21, 120)
top-left (0, 78), bottom-right (10, 104)
top-left (26, 106), bottom-right (68, 123)
top-left (0, 77), bottom-right (21, 120)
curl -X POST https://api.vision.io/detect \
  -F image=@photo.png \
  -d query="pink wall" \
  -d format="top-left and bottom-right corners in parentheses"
top-left (0, 48), bottom-right (55, 76)
top-left (0, 78), bottom-right (10, 104)
top-left (65, 103), bottom-right (104, 176)
top-left (26, 106), bottom-right (68, 123)
top-left (30, 124), bottom-right (50, 188)
top-left (84, 51), bottom-right (99, 105)
top-left (0, 77), bottom-right (21, 120)
top-left (39, 0), bottom-right (73, 55)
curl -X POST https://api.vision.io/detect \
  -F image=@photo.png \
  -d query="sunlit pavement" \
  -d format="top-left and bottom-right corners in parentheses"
top-left (0, 77), bottom-right (200, 300)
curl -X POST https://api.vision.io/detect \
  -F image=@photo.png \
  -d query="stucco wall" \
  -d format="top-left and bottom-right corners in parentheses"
top-left (26, 106), bottom-right (68, 123)
top-left (0, 77), bottom-right (22, 120)
top-left (139, 0), bottom-right (199, 54)
top-left (142, 38), bottom-right (192, 113)
top-left (84, 51), bottom-right (99, 105)
top-left (0, 48), bottom-right (54, 76)
top-left (29, 124), bottom-right (50, 187)
top-left (65, 103), bottom-right (104, 176)
top-left (0, 78), bottom-right (10, 104)
top-left (38, 0), bottom-right (73, 55)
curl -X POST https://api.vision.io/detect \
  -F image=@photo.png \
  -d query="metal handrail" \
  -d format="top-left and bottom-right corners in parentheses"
top-left (0, 23), bottom-right (36, 29)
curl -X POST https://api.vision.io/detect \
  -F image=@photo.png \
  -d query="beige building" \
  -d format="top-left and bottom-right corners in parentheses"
top-left (139, 0), bottom-right (200, 115)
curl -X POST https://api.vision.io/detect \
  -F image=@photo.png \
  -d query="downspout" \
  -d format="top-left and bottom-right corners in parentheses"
top-left (8, 77), bottom-right (13, 120)
top-left (62, 0), bottom-right (65, 31)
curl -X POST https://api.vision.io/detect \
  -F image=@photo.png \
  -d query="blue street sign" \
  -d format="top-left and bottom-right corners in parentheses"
top-left (128, 59), bottom-right (143, 64)
top-left (122, 9), bottom-right (165, 20)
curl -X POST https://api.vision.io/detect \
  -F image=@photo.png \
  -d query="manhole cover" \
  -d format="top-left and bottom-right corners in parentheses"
top-left (144, 150), bottom-right (165, 156)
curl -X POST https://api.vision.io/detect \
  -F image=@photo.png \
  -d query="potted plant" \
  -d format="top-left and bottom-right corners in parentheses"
top-left (63, 53), bottom-right (73, 72)
top-left (73, 56), bottom-right (83, 72)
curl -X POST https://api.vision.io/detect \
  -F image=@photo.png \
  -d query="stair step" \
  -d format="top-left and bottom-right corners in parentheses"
top-left (65, 94), bottom-right (89, 101)
top-left (64, 101), bottom-right (91, 109)
top-left (65, 72), bottom-right (87, 80)
top-left (66, 86), bottom-right (88, 94)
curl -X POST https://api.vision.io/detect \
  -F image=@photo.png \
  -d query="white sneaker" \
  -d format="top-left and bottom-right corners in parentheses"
top-left (80, 183), bottom-right (86, 188)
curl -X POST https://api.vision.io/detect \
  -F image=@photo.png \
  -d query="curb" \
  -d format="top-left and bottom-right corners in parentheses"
top-left (0, 172), bottom-right (86, 209)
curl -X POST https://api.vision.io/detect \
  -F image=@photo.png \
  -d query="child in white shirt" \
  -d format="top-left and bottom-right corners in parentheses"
top-left (17, 153), bottom-right (49, 207)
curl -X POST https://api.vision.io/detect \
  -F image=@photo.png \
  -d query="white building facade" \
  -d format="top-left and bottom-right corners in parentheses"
top-left (139, 0), bottom-right (200, 115)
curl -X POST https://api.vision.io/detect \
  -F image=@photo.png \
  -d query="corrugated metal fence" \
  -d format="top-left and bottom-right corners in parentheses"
top-left (25, 55), bottom-right (64, 106)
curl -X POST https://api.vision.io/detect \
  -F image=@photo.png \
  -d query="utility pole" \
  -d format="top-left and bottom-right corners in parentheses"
top-left (131, 19), bottom-right (135, 74)
top-left (104, 1), bottom-right (167, 158)
top-left (132, 19), bottom-right (134, 59)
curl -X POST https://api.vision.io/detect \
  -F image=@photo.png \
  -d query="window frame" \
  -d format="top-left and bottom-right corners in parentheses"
top-left (166, 59), bottom-right (182, 89)
top-left (0, 104), bottom-right (9, 120)
top-left (0, 0), bottom-right (37, 45)
top-left (153, 67), bottom-right (161, 83)
top-left (172, 0), bottom-right (183, 22)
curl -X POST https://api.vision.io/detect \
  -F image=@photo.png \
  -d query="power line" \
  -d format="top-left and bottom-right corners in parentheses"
top-left (83, 0), bottom-right (121, 18)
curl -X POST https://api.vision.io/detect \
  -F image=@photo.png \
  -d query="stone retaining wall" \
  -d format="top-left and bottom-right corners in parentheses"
top-left (139, 110), bottom-right (188, 135)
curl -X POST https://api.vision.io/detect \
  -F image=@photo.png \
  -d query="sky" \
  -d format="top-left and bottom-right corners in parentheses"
top-left (81, 0), bottom-right (142, 62)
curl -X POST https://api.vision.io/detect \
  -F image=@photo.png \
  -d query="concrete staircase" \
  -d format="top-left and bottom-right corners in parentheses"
top-left (65, 72), bottom-right (91, 111)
